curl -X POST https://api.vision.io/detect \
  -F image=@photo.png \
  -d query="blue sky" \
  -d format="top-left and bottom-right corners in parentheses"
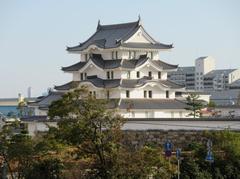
top-left (0, 0), bottom-right (240, 98)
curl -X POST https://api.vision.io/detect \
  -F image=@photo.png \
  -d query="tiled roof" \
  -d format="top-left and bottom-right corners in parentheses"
top-left (32, 92), bottom-right (64, 109)
top-left (119, 99), bottom-right (188, 109)
top-left (62, 54), bottom-right (177, 72)
top-left (55, 76), bottom-right (184, 90)
top-left (67, 19), bottom-right (173, 52)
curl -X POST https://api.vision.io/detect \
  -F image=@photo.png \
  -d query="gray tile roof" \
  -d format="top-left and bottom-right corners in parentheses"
top-left (151, 60), bottom-right (178, 70)
top-left (119, 99), bottom-right (188, 109)
top-left (84, 76), bottom-right (121, 88)
top-left (121, 42), bottom-right (172, 50)
top-left (204, 69), bottom-right (236, 78)
top-left (55, 76), bottom-right (184, 90)
top-left (62, 62), bottom-right (86, 72)
top-left (62, 54), bottom-right (177, 72)
top-left (54, 81), bottom-right (79, 90)
top-left (35, 92), bottom-right (64, 109)
top-left (67, 20), bottom-right (173, 52)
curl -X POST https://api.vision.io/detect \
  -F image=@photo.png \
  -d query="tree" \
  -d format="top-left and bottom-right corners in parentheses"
top-left (207, 101), bottom-right (216, 108)
top-left (24, 158), bottom-right (64, 179)
top-left (185, 93), bottom-right (204, 118)
top-left (48, 87), bottom-right (125, 178)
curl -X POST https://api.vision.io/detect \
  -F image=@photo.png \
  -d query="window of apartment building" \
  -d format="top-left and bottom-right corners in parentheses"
top-left (166, 90), bottom-right (169, 98)
top-left (107, 71), bottom-right (110, 79)
top-left (137, 71), bottom-right (140, 78)
top-left (158, 72), bottom-right (161, 79)
top-left (148, 91), bottom-right (152, 98)
top-left (144, 90), bottom-right (147, 98)
top-left (127, 71), bottom-right (131, 79)
top-left (84, 73), bottom-right (87, 79)
top-left (115, 51), bottom-right (118, 59)
top-left (126, 90), bottom-right (130, 98)
top-left (148, 71), bottom-right (152, 77)
top-left (106, 90), bottom-right (110, 99)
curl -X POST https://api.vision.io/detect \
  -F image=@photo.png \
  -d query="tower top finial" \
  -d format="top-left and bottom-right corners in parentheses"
top-left (138, 14), bottom-right (142, 25)
top-left (97, 19), bottom-right (101, 31)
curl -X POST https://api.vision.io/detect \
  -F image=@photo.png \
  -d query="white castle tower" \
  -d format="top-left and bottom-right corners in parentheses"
top-left (31, 18), bottom-right (191, 118)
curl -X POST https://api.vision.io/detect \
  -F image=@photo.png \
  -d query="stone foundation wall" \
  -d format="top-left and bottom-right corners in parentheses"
top-left (122, 130), bottom-right (208, 150)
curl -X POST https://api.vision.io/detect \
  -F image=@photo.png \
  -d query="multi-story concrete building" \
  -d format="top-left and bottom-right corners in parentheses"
top-left (195, 56), bottom-right (215, 91)
top-left (30, 18), bottom-right (209, 118)
top-left (168, 67), bottom-right (195, 90)
top-left (203, 69), bottom-right (240, 91)
top-left (168, 56), bottom-right (240, 93)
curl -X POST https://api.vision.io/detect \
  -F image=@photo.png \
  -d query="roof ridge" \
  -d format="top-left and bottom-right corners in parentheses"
top-left (97, 20), bottom-right (139, 31)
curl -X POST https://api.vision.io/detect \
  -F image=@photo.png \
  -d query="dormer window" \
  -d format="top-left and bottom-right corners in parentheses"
top-left (148, 71), bottom-right (152, 78)
top-left (112, 51), bottom-right (118, 59)
top-left (111, 71), bottom-right (114, 79)
top-left (144, 91), bottom-right (147, 98)
top-left (136, 71), bottom-right (140, 78)
top-left (112, 51), bottom-right (114, 59)
top-left (129, 51), bottom-right (135, 59)
top-left (148, 91), bottom-right (152, 98)
top-left (107, 71), bottom-right (110, 79)
top-left (85, 54), bottom-right (88, 61)
top-left (126, 90), bottom-right (130, 98)
top-left (127, 71), bottom-right (131, 79)
top-left (158, 72), bottom-right (161, 79)
top-left (166, 91), bottom-right (169, 98)
top-left (107, 71), bottom-right (114, 79)
top-left (147, 52), bottom-right (153, 59)
top-left (80, 73), bottom-right (84, 80)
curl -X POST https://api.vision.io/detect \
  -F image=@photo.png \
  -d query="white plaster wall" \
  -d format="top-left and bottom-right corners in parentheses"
top-left (73, 72), bottom-right (79, 81)
top-left (152, 52), bottom-right (159, 60)
top-left (229, 69), bottom-right (240, 84)
top-left (120, 110), bottom-right (190, 118)
top-left (84, 66), bottom-right (105, 78)
top-left (161, 72), bottom-right (168, 80)
top-left (125, 28), bottom-right (151, 43)
top-left (34, 108), bottom-right (47, 116)
top-left (119, 86), bottom-right (174, 99)
top-left (26, 122), bottom-right (58, 136)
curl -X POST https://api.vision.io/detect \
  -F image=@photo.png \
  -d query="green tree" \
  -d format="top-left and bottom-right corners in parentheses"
top-left (208, 100), bottom-right (216, 108)
top-left (24, 158), bottom-right (64, 179)
top-left (185, 93), bottom-right (204, 118)
top-left (48, 87), bottom-right (125, 178)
